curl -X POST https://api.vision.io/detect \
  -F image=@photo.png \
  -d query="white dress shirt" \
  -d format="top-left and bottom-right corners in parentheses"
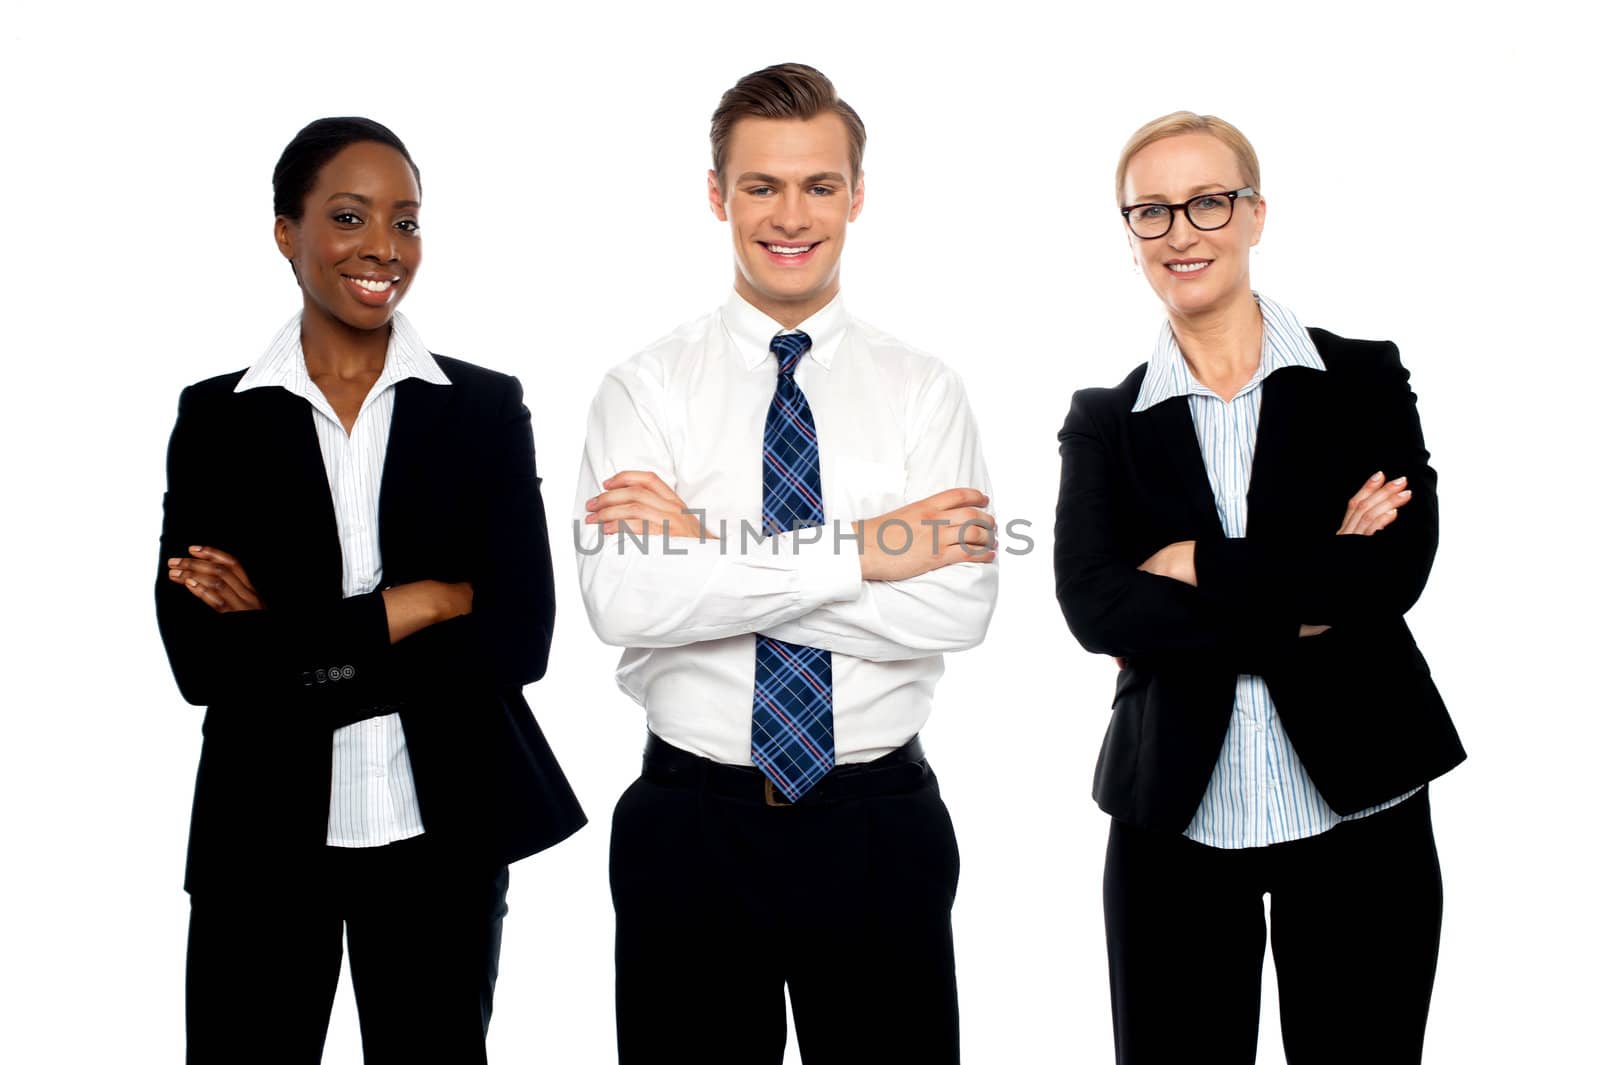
top-left (575, 292), bottom-right (998, 765)
top-left (1132, 293), bottom-right (1418, 848)
top-left (236, 311), bottom-right (449, 847)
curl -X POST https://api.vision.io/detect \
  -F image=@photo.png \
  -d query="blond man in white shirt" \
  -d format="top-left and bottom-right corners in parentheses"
top-left (575, 63), bottom-right (997, 1064)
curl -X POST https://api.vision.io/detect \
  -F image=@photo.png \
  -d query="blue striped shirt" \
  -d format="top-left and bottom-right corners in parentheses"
top-left (1132, 293), bottom-right (1418, 848)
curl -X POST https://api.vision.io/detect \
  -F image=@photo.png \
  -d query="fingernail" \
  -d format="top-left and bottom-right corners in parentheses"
top-left (186, 578), bottom-right (197, 587)
top-left (1393, 476), bottom-right (1407, 486)
top-left (189, 545), bottom-right (203, 553)
top-left (1370, 472), bottom-right (1384, 482)
top-left (1399, 490), bottom-right (1412, 498)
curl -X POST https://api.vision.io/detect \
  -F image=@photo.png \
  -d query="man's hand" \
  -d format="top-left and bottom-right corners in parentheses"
top-left (856, 488), bottom-right (996, 581)
top-left (167, 546), bottom-right (263, 613)
top-left (1337, 471), bottom-right (1411, 535)
top-left (585, 471), bottom-right (718, 540)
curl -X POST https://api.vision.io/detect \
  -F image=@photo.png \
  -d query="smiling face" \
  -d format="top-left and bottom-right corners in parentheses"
top-left (274, 140), bottom-right (421, 334)
top-left (1121, 132), bottom-right (1264, 321)
top-left (708, 113), bottom-right (864, 327)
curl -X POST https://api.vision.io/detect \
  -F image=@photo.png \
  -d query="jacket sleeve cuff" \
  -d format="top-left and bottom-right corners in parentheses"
top-left (293, 590), bottom-right (392, 711)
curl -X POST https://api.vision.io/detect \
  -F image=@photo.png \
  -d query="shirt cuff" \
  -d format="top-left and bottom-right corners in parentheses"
top-left (792, 530), bottom-right (863, 606)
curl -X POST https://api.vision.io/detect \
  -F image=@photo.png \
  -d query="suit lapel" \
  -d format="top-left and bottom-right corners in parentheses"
top-left (237, 386), bottom-right (343, 598)
top-left (379, 376), bottom-right (453, 562)
top-left (1135, 395), bottom-right (1225, 539)
top-left (1245, 365), bottom-right (1323, 532)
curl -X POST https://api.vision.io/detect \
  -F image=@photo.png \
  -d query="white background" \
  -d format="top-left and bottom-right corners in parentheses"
top-left (2, 1), bottom-right (1595, 1061)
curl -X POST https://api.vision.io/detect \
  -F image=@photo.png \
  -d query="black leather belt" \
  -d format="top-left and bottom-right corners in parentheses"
top-left (642, 732), bottom-right (930, 807)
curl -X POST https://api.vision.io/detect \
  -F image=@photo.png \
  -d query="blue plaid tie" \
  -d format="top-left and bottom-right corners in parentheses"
top-left (752, 330), bottom-right (835, 802)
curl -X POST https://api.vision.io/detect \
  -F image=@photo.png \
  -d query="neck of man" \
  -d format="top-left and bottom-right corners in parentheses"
top-left (735, 275), bottom-right (840, 331)
top-left (1167, 285), bottom-right (1263, 402)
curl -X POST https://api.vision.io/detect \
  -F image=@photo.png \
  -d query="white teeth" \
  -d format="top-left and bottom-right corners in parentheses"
top-left (350, 277), bottom-right (394, 291)
top-left (766, 244), bottom-right (814, 256)
top-left (1168, 261), bottom-right (1209, 273)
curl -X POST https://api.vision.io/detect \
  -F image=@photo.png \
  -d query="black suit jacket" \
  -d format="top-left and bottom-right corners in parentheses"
top-left (157, 356), bottom-right (586, 894)
top-left (1054, 328), bottom-right (1465, 834)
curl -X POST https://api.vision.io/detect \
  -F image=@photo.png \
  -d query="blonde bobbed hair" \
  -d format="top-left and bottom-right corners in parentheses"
top-left (1115, 112), bottom-right (1262, 203)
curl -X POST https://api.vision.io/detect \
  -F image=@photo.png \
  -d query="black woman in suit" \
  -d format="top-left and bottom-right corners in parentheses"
top-left (156, 117), bottom-right (585, 1063)
top-left (1054, 112), bottom-right (1465, 1064)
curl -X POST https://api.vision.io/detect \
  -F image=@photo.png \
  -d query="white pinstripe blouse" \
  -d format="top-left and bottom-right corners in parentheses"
top-left (1132, 294), bottom-right (1419, 848)
top-left (236, 312), bottom-right (449, 847)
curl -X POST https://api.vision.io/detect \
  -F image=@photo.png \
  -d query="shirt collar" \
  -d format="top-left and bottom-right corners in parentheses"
top-left (720, 289), bottom-right (849, 372)
top-left (235, 310), bottom-right (451, 399)
top-left (1131, 292), bottom-right (1324, 412)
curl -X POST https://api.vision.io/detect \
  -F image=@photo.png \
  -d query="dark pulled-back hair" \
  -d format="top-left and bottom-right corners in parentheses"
top-left (272, 116), bottom-right (421, 221)
top-left (710, 63), bottom-right (865, 187)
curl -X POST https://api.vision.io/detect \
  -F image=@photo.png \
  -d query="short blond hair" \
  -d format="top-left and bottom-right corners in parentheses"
top-left (1115, 112), bottom-right (1261, 203)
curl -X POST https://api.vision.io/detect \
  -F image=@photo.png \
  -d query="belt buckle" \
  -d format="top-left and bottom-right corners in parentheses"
top-left (763, 778), bottom-right (791, 808)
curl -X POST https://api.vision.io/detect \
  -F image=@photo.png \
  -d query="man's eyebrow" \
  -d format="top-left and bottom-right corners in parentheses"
top-left (733, 171), bottom-right (848, 185)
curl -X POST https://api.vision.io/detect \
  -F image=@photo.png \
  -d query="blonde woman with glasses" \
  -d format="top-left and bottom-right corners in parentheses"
top-left (1054, 112), bottom-right (1466, 1064)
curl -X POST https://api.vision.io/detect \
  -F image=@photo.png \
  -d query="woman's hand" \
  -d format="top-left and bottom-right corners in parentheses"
top-left (1337, 471), bottom-right (1411, 535)
top-left (167, 546), bottom-right (263, 613)
top-left (1299, 472), bottom-right (1411, 636)
top-left (1137, 540), bottom-right (1197, 586)
top-left (382, 580), bottom-right (474, 644)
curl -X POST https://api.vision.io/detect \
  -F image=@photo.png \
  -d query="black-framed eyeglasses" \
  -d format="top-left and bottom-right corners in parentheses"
top-left (1120, 187), bottom-right (1255, 239)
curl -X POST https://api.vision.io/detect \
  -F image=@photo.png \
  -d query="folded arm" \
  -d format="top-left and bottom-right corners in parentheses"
top-left (155, 378), bottom-right (556, 712)
top-left (758, 363), bottom-right (999, 661)
top-left (1192, 342), bottom-right (1439, 626)
top-left (1053, 388), bottom-right (1296, 667)
top-left (379, 376), bottom-right (558, 695)
top-left (573, 371), bottom-right (863, 648)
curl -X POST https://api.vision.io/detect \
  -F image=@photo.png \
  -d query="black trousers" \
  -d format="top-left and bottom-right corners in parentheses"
top-left (186, 834), bottom-right (510, 1064)
top-left (1104, 788), bottom-right (1443, 1065)
top-left (610, 736), bottom-right (962, 1064)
